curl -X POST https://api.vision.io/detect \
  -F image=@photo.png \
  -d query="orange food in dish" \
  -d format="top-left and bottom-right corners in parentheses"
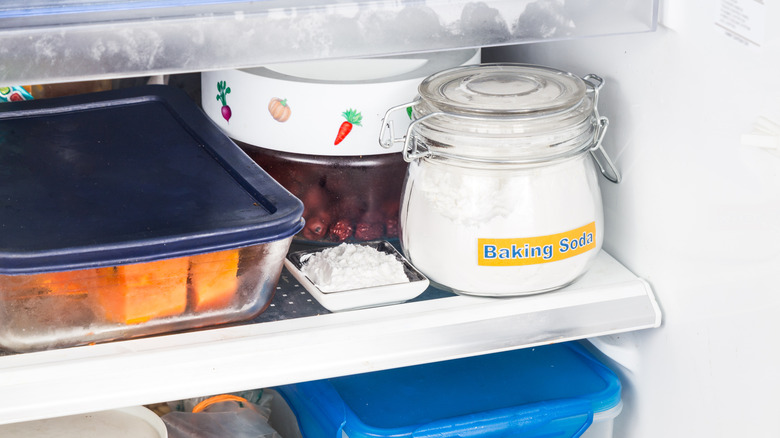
top-left (36, 270), bottom-right (97, 296)
top-left (0, 274), bottom-right (37, 299)
top-left (189, 249), bottom-right (240, 312)
top-left (2, 249), bottom-right (243, 325)
top-left (97, 257), bottom-right (189, 325)
top-left (1, 269), bottom-right (100, 299)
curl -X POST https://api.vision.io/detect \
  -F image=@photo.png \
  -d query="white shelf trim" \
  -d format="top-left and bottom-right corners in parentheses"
top-left (0, 250), bottom-right (660, 425)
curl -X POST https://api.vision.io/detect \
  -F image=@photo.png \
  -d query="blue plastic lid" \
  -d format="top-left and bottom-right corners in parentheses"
top-left (0, 85), bottom-right (304, 274)
top-left (277, 342), bottom-right (621, 438)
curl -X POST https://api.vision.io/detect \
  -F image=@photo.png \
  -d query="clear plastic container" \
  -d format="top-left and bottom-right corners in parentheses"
top-left (0, 85), bottom-right (304, 352)
top-left (382, 64), bottom-right (622, 296)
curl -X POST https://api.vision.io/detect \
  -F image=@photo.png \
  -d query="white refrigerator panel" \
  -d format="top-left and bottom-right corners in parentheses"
top-left (488, 0), bottom-right (780, 436)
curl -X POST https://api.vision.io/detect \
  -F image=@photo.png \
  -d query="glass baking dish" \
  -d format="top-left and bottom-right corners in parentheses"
top-left (0, 85), bottom-right (304, 352)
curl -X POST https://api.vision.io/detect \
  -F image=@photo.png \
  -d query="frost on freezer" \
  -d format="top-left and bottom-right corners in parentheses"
top-left (511, 0), bottom-right (575, 38)
top-left (346, 0), bottom-right (575, 45)
top-left (225, 0), bottom-right (578, 56)
top-left (0, 0), bottom-right (660, 88)
top-left (458, 0), bottom-right (575, 42)
top-left (318, 0), bottom-right (577, 45)
top-left (0, 0), bottom-right (585, 85)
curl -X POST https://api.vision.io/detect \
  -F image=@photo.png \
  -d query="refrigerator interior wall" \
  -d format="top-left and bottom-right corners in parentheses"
top-left (488, 0), bottom-right (780, 436)
top-left (0, 0), bottom-right (666, 429)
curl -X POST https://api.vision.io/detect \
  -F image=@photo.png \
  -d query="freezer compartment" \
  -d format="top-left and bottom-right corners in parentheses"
top-left (0, 85), bottom-right (304, 352)
top-left (0, 0), bottom-right (659, 87)
top-left (276, 342), bottom-right (622, 438)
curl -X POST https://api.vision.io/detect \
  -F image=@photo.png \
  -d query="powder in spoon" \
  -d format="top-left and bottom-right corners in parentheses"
top-left (300, 243), bottom-right (409, 292)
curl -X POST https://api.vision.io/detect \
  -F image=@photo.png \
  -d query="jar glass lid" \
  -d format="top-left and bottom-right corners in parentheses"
top-left (379, 64), bottom-right (620, 180)
top-left (417, 63), bottom-right (587, 117)
top-left (407, 64), bottom-right (598, 163)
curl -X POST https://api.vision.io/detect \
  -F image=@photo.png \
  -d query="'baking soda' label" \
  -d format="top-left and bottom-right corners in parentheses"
top-left (478, 222), bottom-right (596, 266)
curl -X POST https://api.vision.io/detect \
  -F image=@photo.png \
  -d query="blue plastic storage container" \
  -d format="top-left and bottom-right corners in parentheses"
top-left (276, 342), bottom-right (621, 438)
top-left (0, 85), bottom-right (304, 352)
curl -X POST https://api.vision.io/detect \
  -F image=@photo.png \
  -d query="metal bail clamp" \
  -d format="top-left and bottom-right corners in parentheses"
top-left (590, 117), bottom-right (622, 184)
top-left (583, 74), bottom-right (622, 184)
top-left (378, 102), bottom-right (414, 149)
top-left (378, 101), bottom-right (435, 162)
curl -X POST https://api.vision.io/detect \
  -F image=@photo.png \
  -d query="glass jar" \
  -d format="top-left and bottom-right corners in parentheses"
top-left (379, 64), bottom-right (621, 296)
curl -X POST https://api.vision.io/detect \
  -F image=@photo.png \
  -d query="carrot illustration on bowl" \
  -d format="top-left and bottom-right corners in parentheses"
top-left (334, 109), bottom-right (362, 145)
top-left (216, 81), bottom-right (231, 122)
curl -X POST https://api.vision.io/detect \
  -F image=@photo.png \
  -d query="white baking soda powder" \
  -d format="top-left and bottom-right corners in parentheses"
top-left (300, 243), bottom-right (409, 292)
top-left (401, 155), bottom-right (603, 296)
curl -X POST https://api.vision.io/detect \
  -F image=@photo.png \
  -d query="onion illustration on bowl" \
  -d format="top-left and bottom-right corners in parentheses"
top-left (268, 97), bottom-right (291, 122)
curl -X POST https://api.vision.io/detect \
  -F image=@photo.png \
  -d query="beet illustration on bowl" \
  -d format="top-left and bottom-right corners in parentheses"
top-left (216, 80), bottom-right (232, 122)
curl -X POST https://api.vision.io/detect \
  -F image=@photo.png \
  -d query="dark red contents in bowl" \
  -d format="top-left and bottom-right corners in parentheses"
top-left (237, 142), bottom-right (407, 243)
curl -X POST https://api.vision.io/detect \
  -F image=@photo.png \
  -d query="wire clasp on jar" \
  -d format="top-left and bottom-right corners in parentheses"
top-left (380, 102), bottom-right (494, 163)
top-left (378, 100), bottom-right (433, 162)
top-left (583, 74), bottom-right (622, 184)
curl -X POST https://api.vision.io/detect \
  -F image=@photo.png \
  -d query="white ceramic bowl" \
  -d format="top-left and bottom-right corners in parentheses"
top-left (201, 49), bottom-right (480, 156)
top-left (0, 406), bottom-right (167, 437)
